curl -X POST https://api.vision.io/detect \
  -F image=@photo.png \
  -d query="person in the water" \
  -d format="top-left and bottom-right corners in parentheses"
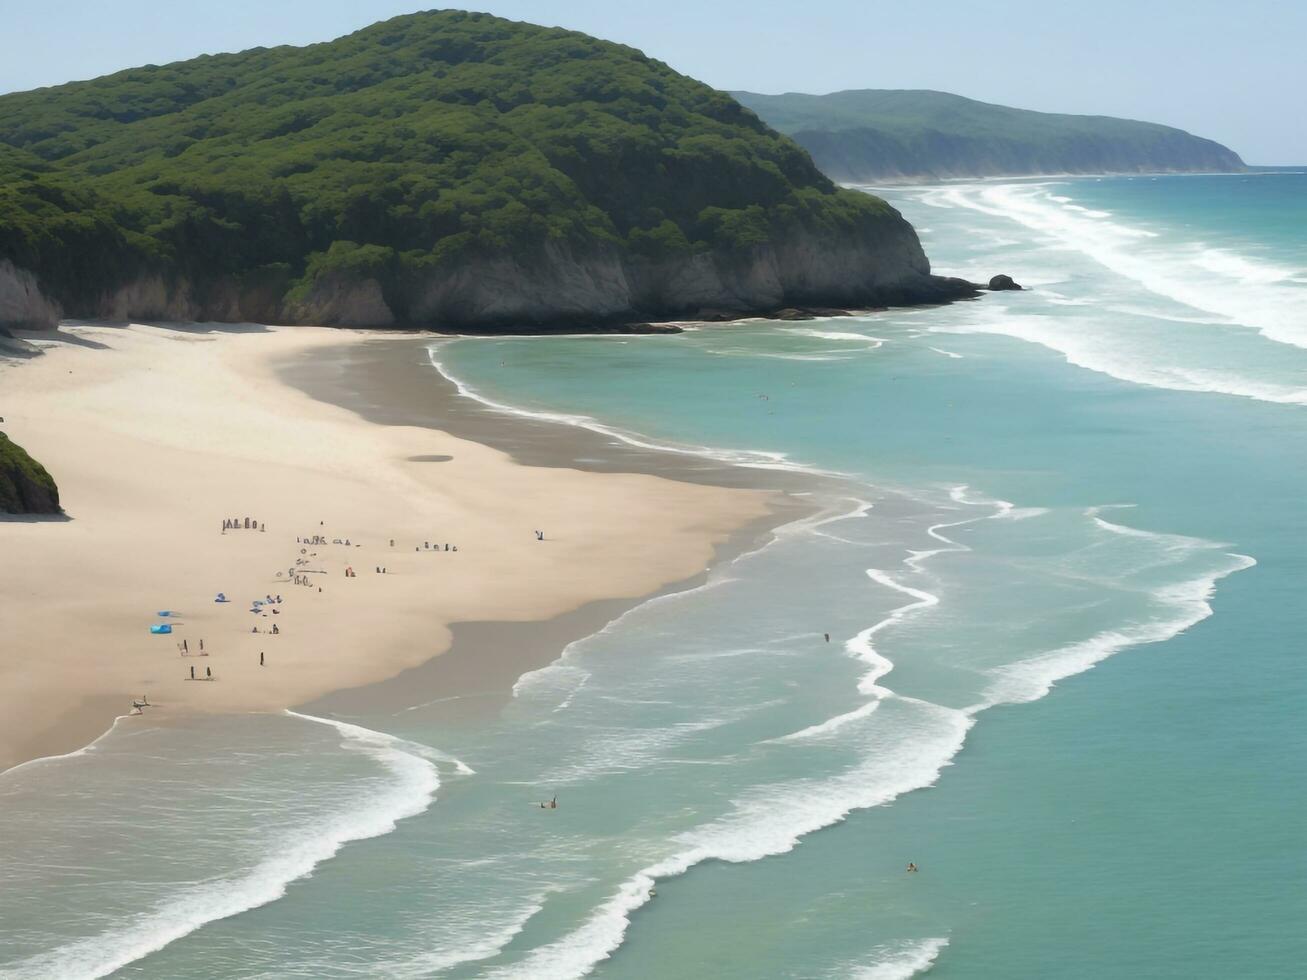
top-left (906, 863), bottom-right (918, 873)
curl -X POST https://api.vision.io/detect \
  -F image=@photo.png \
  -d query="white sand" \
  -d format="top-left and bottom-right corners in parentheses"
top-left (0, 324), bottom-right (773, 771)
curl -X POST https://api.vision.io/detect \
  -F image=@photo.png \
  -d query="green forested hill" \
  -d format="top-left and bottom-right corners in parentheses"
top-left (0, 12), bottom-right (954, 328)
top-left (732, 89), bottom-right (1246, 182)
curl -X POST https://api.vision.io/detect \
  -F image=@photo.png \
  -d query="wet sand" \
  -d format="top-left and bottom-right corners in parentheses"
top-left (282, 335), bottom-right (814, 722)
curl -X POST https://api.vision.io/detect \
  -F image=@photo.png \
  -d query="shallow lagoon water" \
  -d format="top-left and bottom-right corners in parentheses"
top-left (2, 173), bottom-right (1304, 979)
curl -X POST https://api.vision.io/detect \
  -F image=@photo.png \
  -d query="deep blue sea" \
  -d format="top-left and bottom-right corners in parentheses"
top-left (2, 172), bottom-right (1305, 979)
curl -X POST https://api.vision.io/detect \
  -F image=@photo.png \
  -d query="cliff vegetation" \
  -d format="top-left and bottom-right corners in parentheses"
top-left (0, 12), bottom-right (964, 329)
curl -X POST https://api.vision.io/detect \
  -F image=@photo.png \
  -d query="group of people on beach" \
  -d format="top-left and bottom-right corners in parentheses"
top-left (298, 534), bottom-right (339, 546)
top-left (222, 517), bottom-right (264, 532)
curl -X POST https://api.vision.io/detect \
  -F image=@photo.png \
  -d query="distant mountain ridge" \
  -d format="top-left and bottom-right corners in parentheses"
top-left (0, 14), bottom-right (976, 332)
top-left (732, 89), bottom-right (1246, 183)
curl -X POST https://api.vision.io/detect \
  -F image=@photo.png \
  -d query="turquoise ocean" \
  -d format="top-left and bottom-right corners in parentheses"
top-left (2, 172), bottom-right (1305, 978)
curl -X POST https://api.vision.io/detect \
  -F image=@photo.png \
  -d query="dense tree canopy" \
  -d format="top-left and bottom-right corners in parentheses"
top-left (0, 11), bottom-right (894, 315)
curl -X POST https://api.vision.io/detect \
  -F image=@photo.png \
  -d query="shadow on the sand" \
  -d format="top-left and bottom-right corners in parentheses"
top-left (0, 511), bottom-right (72, 523)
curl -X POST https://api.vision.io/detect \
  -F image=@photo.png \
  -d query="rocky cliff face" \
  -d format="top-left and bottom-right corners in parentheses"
top-left (1, 206), bottom-right (975, 330)
top-left (0, 261), bottom-right (61, 330)
top-left (283, 275), bottom-right (395, 328)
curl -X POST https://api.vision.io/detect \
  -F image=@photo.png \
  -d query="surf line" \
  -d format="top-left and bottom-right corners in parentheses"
top-left (496, 491), bottom-right (1256, 980)
top-left (4, 713), bottom-right (453, 980)
top-left (771, 486), bottom-right (1009, 743)
top-left (0, 713), bottom-right (133, 780)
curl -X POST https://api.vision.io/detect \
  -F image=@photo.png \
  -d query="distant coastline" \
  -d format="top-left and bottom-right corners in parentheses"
top-left (735, 89), bottom-right (1246, 185)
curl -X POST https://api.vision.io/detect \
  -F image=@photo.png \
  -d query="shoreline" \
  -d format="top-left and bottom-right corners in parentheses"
top-left (0, 323), bottom-right (781, 773)
top-left (280, 334), bottom-right (817, 722)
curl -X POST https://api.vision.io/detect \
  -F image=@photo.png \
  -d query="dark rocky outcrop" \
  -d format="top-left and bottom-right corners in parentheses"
top-left (988, 274), bottom-right (1023, 291)
top-left (0, 432), bottom-right (61, 514)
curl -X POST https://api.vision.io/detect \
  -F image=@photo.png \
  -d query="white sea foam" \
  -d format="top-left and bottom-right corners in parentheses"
top-left (0, 714), bottom-right (131, 779)
top-left (975, 547), bottom-right (1255, 709)
top-left (925, 182), bottom-right (1307, 351)
top-left (490, 700), bottom-right (971, 980)
top-left (935, 302), bottom-right (1307, 405)
top-left (783, 328), bottom-right (889, 346)
top-left (485, 482), bottom-right (1254, 979)
top-left (927, 346), bottom-right (964, 359)
top-left (372, 887), bottom-right (561, 978)
top-left (4, 713), bottom-right (442, 980)
top-left (509, 493), bottom-right (870, 699)
top-left (850, 570), bottom-right (939, 698)
top-left (428, 331), bottom-right (1258, 979)
top-left (842, 937), bottom-right (951, 979)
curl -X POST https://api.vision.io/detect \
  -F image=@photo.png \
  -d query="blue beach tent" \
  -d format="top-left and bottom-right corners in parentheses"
top-left (150, 624), bottom-right (173, 635)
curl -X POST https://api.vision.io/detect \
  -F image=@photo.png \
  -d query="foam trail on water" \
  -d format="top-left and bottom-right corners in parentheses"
top-left (511, 493), bottom-right (870, 698)
top-left (489, 702), bottom-right (971, 980)
top-left (923, 182), bottom-right (1307, 351)
top-left (0, 714), bottom-right (131, 779)
top-left (4, 713), bottom-right (441, 980)
top-left (359, 887), bottom-right (562, 979)
top-left (974, 511), bottom-right (1257, 709)
top-left (424, 338), bottom-right (1256, 978)
top-left (934, 299), bottom-right (1307, 406)
top-left (850, 570), bottom-right (938, 698)
top-left (842, 937), bottom-right (951, 979)
top-left (484, 490), bottom-right (1254, 979)
top-left (783, 327), bottom-right (890, 347)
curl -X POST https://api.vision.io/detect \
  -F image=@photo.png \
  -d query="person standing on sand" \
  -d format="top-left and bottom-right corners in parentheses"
top-left (190, 665), bottom-right (194, 680)
top-left (260, 651), bottom-right (264, 666)
top-left (205, 666), bottom-right (211, 679)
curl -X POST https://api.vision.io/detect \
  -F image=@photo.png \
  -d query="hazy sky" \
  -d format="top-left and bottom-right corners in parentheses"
top-left (2, 1), bottom-right (1302, 163)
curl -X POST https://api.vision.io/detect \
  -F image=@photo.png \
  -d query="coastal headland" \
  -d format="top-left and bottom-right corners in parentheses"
top-left (0, 11), bottom-right (976, 334)
top-left (0, 324), bottom-right (777, 772)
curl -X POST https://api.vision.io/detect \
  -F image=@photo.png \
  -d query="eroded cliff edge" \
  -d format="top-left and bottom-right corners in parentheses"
top-left (0, 12), bottom-right (979, 333)
top-left (1, 208), bottom-right (974, 331)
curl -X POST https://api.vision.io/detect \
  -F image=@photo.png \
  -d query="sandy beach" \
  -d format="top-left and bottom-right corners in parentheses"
top-left (0, 323), bottom-right (775, 772)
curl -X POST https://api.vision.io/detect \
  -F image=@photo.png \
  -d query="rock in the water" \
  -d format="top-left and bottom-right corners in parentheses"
top-left (0, 432), bottom-right (61, 514)
top-left (988, 274), bottom-right (1023, 291)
